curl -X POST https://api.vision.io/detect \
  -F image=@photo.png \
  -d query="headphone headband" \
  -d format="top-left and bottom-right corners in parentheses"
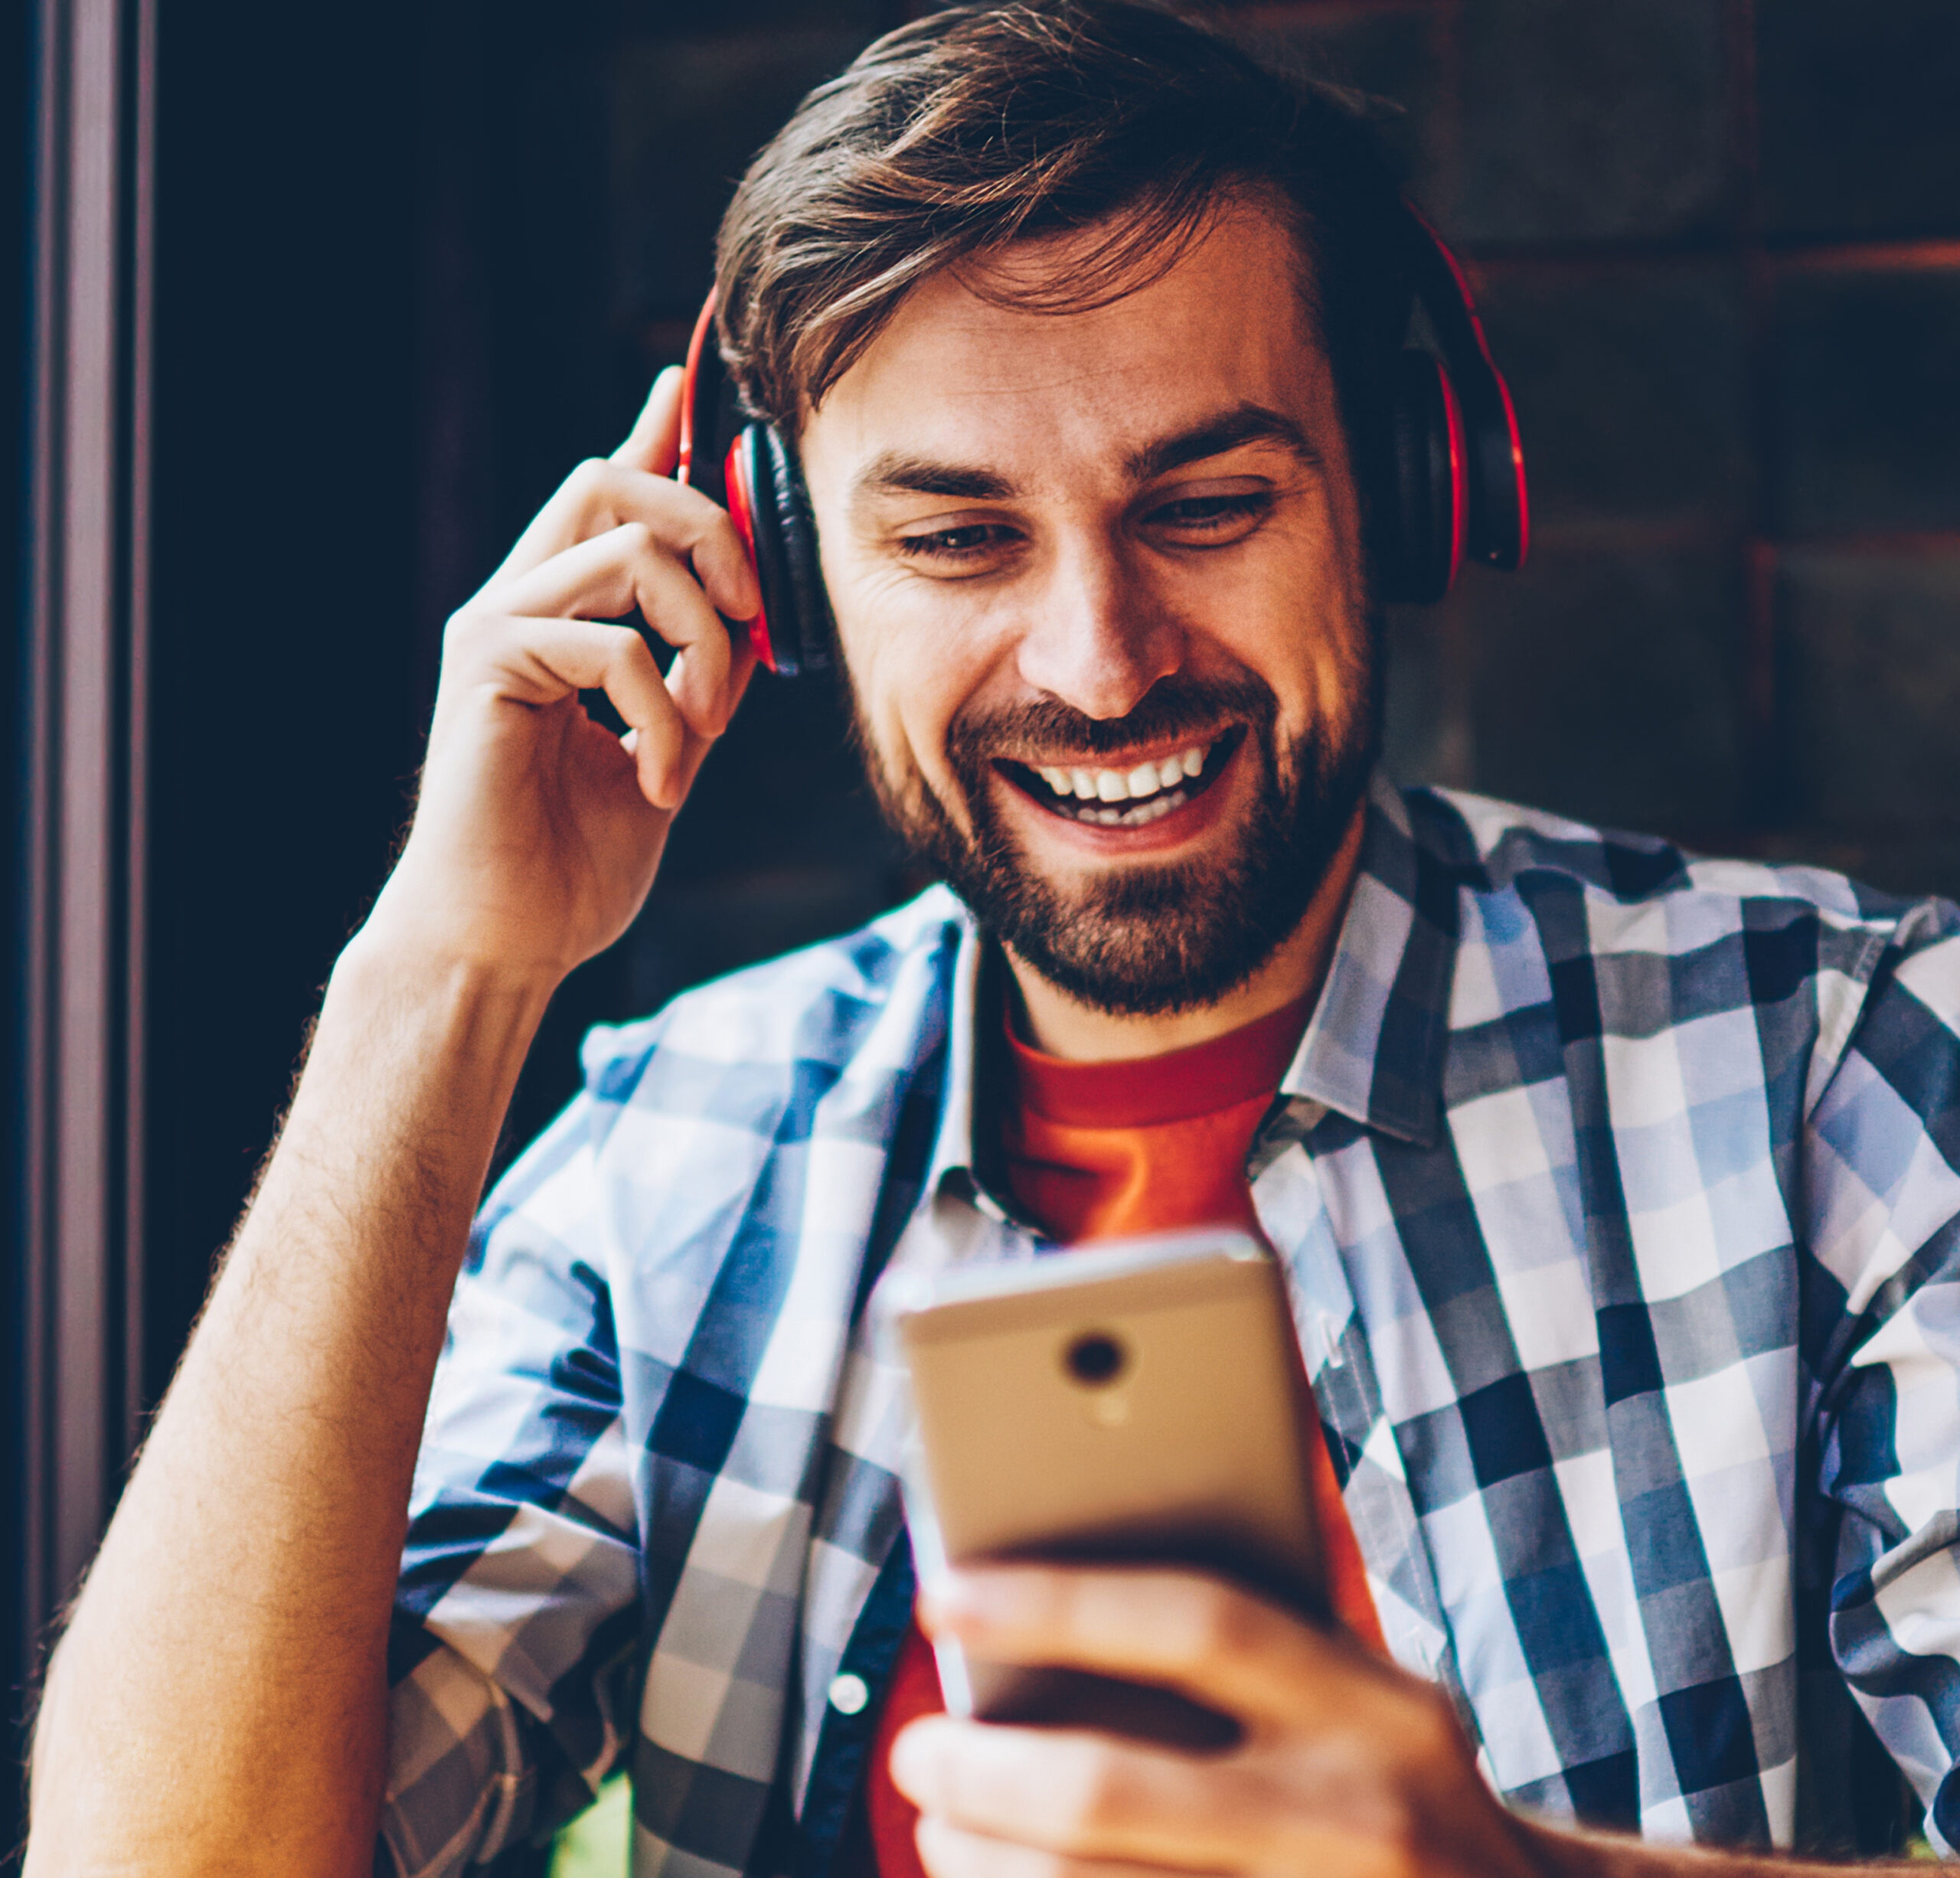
top-left (1399, 204), bottom-right (1530, 574)
top-left (678, 292), bottom-right (731, 509)
top-left (677, 206), bottom-right (1528, 663)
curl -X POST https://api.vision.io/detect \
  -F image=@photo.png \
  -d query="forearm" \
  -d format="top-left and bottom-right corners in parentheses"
top-left (28, 933), bottom-right (554, 1878)
top-left (1521, 1815), bottom-right (1924, 1878)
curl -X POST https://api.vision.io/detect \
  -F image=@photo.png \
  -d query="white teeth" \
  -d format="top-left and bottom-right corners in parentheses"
top-left (1093, 789), bottom-right (1186, 828)
top-left (1042, 782), bottom-right (1193, 828)
top-left (1024, 741), bottom-right (1213, 813)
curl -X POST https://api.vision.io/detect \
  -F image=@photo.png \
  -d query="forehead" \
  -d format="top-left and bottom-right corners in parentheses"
top-left (799, 202), bottom-right (1332, 487)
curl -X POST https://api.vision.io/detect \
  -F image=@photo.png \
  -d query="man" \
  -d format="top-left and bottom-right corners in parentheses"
top-left (26, 4), bottom-right (1960, 1876)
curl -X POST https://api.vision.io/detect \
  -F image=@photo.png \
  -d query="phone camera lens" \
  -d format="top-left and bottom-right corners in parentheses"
top-left (1064, 1331), bottom-right (1127, 1387)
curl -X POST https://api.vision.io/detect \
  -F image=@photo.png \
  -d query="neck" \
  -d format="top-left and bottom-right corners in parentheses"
top-left (1006, 804), bottom-right (1367, 1063)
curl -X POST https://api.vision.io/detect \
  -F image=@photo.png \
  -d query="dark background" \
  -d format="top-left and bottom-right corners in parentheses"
top-left (139, 0), bottom-right (1960, 1401)
top-left (7, 0), bottom-right (1960, 1862)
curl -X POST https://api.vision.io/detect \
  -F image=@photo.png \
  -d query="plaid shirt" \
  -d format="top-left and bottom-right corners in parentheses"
top-left (377, 776), bottom-right (1960, 1876)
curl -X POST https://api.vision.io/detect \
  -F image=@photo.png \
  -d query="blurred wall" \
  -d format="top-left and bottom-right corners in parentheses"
top-left (130, 0), bottom-right (1960, 1413)
top-left (138, 0), bottom-right (430, 1402)
top-left (1305, 0), bottom-right (1960, 898)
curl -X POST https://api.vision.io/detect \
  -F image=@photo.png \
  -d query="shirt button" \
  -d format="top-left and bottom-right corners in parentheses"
top-left (828, 1672), bottom-right (870, 1716)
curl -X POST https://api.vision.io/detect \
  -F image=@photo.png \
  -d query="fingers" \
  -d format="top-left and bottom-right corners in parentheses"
top-left (915, 1817), bottom-right (1216, 1878)
top-left (894, 1718), bottom-right (1247, 1871)
top-left (612, 363), bottom-right (684, 476)
top-left (486, 453), bottom-right (760, 623)
top-left (921, 1567), bottom-right (1360, 1731)
top-left (464, 616), bottom-right (692, 809)
top-left (464, 369), bottom-right (763, 724)
top-left (905, 1573), bottom-right (1504, 1878)
top-left (487, 523), bottom-right (742, 737)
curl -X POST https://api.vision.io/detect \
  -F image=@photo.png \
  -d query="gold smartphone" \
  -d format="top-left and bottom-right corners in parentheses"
top-left (877, 1230), bottom-right (1326, 1747)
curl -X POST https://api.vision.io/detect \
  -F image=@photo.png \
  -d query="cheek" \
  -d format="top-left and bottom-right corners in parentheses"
top-left (843, 632), bottom-right (928, 792)
top-left (1200, 511), bottom-right (1367, 732)
top-left (828, 570), bottom-right (984, 803)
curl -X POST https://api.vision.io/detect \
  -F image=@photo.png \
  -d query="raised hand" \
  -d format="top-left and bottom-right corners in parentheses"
top-left (364, 365), bottom-right (761, 984)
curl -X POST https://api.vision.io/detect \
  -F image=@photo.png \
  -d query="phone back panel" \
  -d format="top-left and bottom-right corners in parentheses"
top-left (893, 1238), bottom-right (1324, 1618)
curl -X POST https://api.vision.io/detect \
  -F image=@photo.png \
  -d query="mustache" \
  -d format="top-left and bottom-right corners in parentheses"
top-left (946, 674), bottom-right (1277, 767)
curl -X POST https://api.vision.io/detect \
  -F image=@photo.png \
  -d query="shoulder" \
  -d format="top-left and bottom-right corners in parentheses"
top-left (1397, 782), bottom-right (1960, 1083)
top-left (1403, 781), bottom-right (1937, 945)
top-left (573, 882), bottom-right (971, 1125)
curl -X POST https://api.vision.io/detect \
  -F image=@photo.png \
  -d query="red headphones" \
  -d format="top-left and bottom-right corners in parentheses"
top-left (678, 299), bottom-right (836, 678)
top-left (678, 204), bottom-right (1527, 675)
top-left (1379, 204), bottom-right (1529, 604)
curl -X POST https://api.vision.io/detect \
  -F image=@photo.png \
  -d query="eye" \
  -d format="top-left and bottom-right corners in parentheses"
top-left (1146, 491), bottom-right (1274, 539)
top-left (893, 521), bottom-right (1020, 563)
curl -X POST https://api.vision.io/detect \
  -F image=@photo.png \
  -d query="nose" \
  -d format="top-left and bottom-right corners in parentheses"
top-left (1012, 537), bottom-right (1184, 720)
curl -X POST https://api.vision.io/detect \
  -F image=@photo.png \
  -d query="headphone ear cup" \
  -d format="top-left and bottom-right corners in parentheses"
top-left (1375, 350), bottom-right (1468, 606)
top-left (755, 426), bottom-right (834, 678)
top-left (729, 425), bottom-right (834, 678)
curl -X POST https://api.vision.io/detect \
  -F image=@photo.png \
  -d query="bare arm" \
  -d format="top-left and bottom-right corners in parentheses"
top-left (25, 369), bottom-right (760, 1877)
top-left (27, 945), bottom-right (550, 1876)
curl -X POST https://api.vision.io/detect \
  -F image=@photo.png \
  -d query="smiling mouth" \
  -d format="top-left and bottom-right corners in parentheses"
top-left (996, 727), bottom-right (1244, 828)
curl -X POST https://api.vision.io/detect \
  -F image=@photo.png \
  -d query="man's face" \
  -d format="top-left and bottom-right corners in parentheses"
top-left (797, 200), bottom-right (1382, 1017)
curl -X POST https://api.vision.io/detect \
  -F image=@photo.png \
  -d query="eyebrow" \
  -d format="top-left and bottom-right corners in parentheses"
top-left (852, 453), bottom-right (1018, 503)
top-left (1124, 404), bottom-right (1321, 482)
top-left (850, 402), bottom-right (1318, 511)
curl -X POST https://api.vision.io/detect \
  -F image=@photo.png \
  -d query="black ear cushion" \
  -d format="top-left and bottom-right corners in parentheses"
top-left (733, 426), bottom-right (792, 671)
top-left (735, 424), bottom-right (834, 677)
top-left (1374, 351), bottom-right (1461, 606)
top-left (757, 426), bottom-right (835, 676)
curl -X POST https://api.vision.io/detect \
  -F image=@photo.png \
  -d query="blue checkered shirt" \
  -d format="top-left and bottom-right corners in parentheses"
top-left (377, 776), bottom-right (1960, 1875)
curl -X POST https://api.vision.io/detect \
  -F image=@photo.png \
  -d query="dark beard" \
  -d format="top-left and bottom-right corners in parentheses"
top-left (855, 660), bottom-right (1383, 1018)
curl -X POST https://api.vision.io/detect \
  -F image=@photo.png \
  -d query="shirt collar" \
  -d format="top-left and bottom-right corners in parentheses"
top-left (1279, 772), bottom-right (1459, 1148)
top-left (923, 910), bottom-right (992, 1203)
top-left (923, 769), bottom-right (1459, 1195)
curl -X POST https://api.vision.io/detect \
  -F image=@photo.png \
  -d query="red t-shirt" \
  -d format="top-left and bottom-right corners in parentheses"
top-left (864, 995), bottom-right (1384, 1878)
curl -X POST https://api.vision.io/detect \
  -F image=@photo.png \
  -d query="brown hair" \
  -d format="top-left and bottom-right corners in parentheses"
top-left (714, 0), bottom-right (1414, 457)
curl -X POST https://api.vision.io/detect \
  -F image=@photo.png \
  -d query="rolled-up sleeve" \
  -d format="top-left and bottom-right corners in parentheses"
top-left (377, 1087), bottom-right (643, 1876)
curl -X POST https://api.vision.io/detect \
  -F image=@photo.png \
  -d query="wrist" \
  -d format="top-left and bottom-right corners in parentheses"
top-left (335, 910), bottom-right (570, 1011)
top-left (322, 925), bottom-right (559, 1104)
top-left (1508, 1813), bottom-right (1707, 1878)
